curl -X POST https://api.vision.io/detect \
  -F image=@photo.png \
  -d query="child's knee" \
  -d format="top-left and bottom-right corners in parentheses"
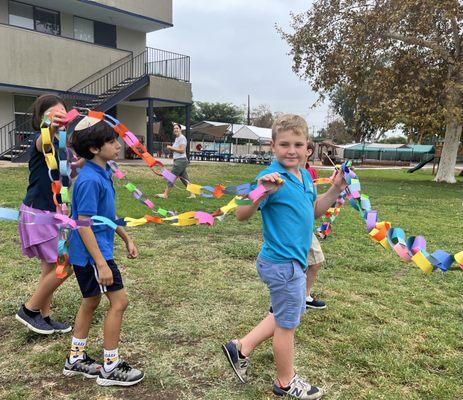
top-left (82, 296), bottom-right (101, 311)
top-left (111, 294), bottom-right (128, 312)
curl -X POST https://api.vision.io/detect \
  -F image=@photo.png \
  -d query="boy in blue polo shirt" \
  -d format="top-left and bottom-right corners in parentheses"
top-left (62, 117), bottom-right (144, 387)
top-left (222, 114), bottom-right (345, 399)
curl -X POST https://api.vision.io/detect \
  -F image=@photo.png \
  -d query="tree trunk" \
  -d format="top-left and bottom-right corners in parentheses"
top-left (434, 119), bottom-right (461, 183)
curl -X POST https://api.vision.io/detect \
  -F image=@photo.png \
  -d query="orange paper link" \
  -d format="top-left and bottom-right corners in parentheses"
top-left (213, 184), bottom-right (225, 198)
top-left (114, 123), bottom-right (129, 138)
top-left (145, 215), bottom-right (164, 224)
top-left (140, 152), bottom-right (158, 168)
top-left (88, 110), bottom-right (105, 120)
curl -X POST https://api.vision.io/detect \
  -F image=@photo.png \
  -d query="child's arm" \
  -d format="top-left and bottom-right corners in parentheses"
top-left (236, 172), bottom-right (283, 221)
top-left (77, 215), bottom-right (114, 286)
top-left (314, 170), bottom-right (346, 218)
top-left (116, 226), bottom-right (139, 259)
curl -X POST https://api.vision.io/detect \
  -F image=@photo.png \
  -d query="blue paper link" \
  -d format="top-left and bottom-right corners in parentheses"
top-left (235, 183), bottom-right (251, 195)
top-left (0, 207), bottom-right (19, 221)
top-left (59, 130), bottom-right (67, 149)
top-left (428, 250), bottom-right (454, 272)
top-left (386, 227), bottom-right (407, 247)
top-left (91, 215), bottom-right (118, 230)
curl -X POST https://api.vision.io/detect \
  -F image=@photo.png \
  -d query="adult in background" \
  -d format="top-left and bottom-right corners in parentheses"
top-left (156, 123), bottom-right (195, 199)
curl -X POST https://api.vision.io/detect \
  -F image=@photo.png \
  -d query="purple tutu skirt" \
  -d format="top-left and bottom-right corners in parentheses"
top-left (18, 203), bottom-right (59, 264)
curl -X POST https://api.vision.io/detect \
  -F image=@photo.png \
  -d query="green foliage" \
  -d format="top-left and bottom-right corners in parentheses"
top-left (192, 101), bottom-right (245, 124)
top-left (379, 136), bottom-right (408, 144)
top-left (0, 165), bottom-right (462, 399)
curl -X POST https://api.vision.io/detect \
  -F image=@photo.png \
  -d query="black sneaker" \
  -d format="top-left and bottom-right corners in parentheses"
top-left (273, 374), bottom-right (324, 399)
top-left (63, 352), bottom-right (102, 379)
top-left (96, 361), bottom-right (144, 386)
top-left (15, 306), bottom-right (54, 335)
top-left (46, 317), bottom-right (72, 333)
top-left (222, 340), bottom-right (250, 383)
top-left (306, 298), bottom-right (326, 310)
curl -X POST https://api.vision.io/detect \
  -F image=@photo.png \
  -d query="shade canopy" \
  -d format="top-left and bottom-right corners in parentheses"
top-left (232, 125), bottom-right (272, 142)
top-left (190, 121), bottom-right (231, 138)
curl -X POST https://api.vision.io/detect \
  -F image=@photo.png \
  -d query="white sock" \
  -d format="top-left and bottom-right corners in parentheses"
top-left (306, 295), bottom-right (314, 302)
top-left (104, 348), bottom-right (119, 372)
top-left (69, 337), bottom-right (87, 363)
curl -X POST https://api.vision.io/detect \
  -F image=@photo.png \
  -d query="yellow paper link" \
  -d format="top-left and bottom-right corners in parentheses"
top-left (124, 217), bottom-right (148, 227)
top-left (412, 251), bottom-right (433, 275)
top-left (166, 211), bottom-right (198, 225)
top-left (314, 177), bottom-right (332, 185)
top-left (454, 251), bottom-right (463, 265)
top-left (41, 127), bottom-right (52, 146)
top-left (44, 152), bottom-right (58, 170)
top-left (379, 237), bottom-right (390, 250)
top-left (220, 196), bottom-right (239, 214)
top-left (186, 183), bottom-right (203, 195)
top-left (173, 218), bottom-right (198, 226)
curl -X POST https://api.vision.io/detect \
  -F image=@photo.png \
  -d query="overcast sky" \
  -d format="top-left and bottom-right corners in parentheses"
top-left (147, 0), bottom-right (328, 133)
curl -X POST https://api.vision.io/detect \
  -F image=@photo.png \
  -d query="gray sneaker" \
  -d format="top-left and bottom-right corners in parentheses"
top-left (222, 340), bottom-right (250, 383)
top-left (46, 317), bottom-right (72, 333)
top-left (15, 306), bottom-right (54, 335)
top-left (273, 374), bottom-right (324, 399)
top-left (63, 353), bottom-right (102, 379)
top-left (96, 361), bottom-right (144, 387)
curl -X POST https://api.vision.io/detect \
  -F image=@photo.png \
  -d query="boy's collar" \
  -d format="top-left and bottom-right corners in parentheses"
top-left (87, 160), bottom-right (112, 177)
top-left (269, 159), bottom-right (301, 175)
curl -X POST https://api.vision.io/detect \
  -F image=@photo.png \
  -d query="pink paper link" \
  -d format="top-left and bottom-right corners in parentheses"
top-left (195, 211), bottom-right (215, 226)
top-left (123, 131), bottom-right (140, 147)
top-left (53, 213), bottom-right (77, 229)
top-left (62, 109), bottom-right (80, 126)
top-left (248, 184), bottom-right (267, 202)
top-left (144, 199), bottom-right (154, 208)
top-left (393, 243), bottom-right (412, 261)
top-left (114, 169), bottom-right (125, 179)
top-left (161, 168), bottom-right (177, 184)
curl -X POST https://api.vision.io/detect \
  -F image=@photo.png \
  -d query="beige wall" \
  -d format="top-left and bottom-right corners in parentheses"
top-left (0, 24), bottom-right (130, 91)
top-left (0, 0), bottom-right (7, 24)
top-left (0, 92), bottom-right (14, 153)
top-left (131, 76), bottom-right (192, 104)
top-left (117, 104), bottom-right (146, 158)
top-left (117, 26), bottom-right (146, 55)
top-left (94, 0), bottom-right (172, 25)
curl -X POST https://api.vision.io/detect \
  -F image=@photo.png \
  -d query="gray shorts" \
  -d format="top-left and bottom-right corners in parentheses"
top-left (169, 158), bottom-right (190, 187)
top-left (256, 257), bottom-right (306, 329)
top-left (308, 233), bottom-right (325, 266)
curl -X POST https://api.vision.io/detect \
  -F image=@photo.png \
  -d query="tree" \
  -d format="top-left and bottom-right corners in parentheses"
top-left (318, 119), bottom-right (354, 144)
top-left (154, 107), bottom-right (186, 141)
top-left (280, 0), bottom-right (463, 183)
top-left (378, 136), bottom-right (408, 144)
top-left (251, 104), bottom-right (282, 128)
top-left (192, 101), bottom-right (245, 124)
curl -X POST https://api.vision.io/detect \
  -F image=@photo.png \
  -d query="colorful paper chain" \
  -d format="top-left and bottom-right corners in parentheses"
top-left (318, 161), bottom-right (463, 274)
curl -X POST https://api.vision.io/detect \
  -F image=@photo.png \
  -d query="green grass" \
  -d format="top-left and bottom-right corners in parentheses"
top-left (0, 163), bottom-right (462, 400)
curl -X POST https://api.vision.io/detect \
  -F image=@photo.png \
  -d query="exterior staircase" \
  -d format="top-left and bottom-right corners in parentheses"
top-left (0, 47), bottom-right (190, 162)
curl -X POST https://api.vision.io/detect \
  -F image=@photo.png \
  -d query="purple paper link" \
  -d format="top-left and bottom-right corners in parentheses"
top-left (144, 199), bottom-right (154, 208)
top-left (53, 214), bottom-right (77, 229)
top-left (76, 219), bottom-right (93, 227)
top-left (123, 131), bottom-right (140, 147)
top-left (195, 211), bottom-right (215, 226)
top-left (248, 184), bottom-right (267, 202)
top-left (236, 183), bottom-right (252, 195)
top-left (366, 210), bottom-right (378, 232)
top-left (161, 168), bottom-right (177, 184)
top-left (412, 236), bottom-right (426, 252)
top-left (33, 214), bottom-right (58, 225)
top-left (132, 189), bottom-right (143, 200)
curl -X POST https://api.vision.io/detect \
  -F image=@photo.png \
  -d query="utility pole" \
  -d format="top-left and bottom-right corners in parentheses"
top-left (247, 94), bottom-right (251, 125)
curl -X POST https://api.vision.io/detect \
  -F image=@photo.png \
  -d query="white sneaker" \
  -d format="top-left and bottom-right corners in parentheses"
top-left (155, 193), bottom-right (167, 198)
top-left (273, 374), bottom-right (324, 399)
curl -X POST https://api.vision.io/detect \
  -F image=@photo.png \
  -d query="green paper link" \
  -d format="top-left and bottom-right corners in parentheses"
top-left (157, 208), bottom-right (168, 217)
top-left (125, 182), bottom-right (137, 193)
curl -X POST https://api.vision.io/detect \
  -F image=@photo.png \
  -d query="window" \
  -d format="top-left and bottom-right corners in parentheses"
top-left (35, 7), bottom-right (60, 35)
top-left (74, 16), bottom-right (116, 48)
top-left (8, 1), bottom-right (60, 36)
top-left (14, 95), bottom-right (36, 130)
top-left (74, 16), bottom-right (94, 43)
top-left (9, 1), bottom-right (33, 29)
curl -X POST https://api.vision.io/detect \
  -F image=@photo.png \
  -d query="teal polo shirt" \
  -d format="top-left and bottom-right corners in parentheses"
top-left (256, 160), bottom-right (317, 268)
top-left (69, 161), bottom-right (116, 266)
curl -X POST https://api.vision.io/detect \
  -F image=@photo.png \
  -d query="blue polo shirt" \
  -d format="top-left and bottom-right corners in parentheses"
top-left (69, 160), bottom-right (116, 266)
top-left (257, 160), bottom-right (317, 268)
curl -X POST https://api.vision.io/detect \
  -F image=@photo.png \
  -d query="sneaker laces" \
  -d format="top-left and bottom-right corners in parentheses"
top-left (116, 361), bottom-right (132, 373)
top-left (82, 352), bottom-right (96, 365)
top-left (294, 375), bottom-right (312, 390)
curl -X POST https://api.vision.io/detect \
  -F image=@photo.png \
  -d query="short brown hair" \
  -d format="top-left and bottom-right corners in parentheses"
top-left (31, 94), bottom-right (66, 131)
top-left (271, 114), bottom-right (309, 141)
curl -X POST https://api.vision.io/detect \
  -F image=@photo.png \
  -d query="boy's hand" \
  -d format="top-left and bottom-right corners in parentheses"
top-left (96, 262), bottom-right (114, 286)
top-left (332, 170), bottom-right (347, 191)
top-left (258, 173), bottom-right (284, 196)
top-left (126, 239), bottom-right (138, 259)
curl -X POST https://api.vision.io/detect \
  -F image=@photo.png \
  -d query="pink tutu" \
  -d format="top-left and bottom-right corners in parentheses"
top-left (18, 203), bottom-right (59, 264)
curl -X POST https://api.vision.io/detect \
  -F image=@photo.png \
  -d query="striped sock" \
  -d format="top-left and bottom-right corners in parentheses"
top-left (69, 337), bottom-right (87, 364)
top-left (104, 348), bottom-right (119, 372)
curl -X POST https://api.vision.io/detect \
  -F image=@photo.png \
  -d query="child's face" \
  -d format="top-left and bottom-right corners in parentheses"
top-left (93, 138), bottom-right (122, 162)
top-left (271, 130), bottom-right (308, 171)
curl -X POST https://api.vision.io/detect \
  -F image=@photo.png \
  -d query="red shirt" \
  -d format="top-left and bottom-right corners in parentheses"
top-left (305, 163), bottom-right (318, 181)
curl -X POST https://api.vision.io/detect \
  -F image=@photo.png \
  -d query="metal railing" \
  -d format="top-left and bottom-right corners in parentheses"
top-left (0, 46), bottom-right (190, 161)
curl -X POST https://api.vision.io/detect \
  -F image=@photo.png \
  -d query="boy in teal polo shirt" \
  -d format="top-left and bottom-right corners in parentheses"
top-left (222, 114), bottom-right (345, 399)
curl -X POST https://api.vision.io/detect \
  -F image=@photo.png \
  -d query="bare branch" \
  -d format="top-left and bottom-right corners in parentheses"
top-left (384, 31), bottom-right (454, 63)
